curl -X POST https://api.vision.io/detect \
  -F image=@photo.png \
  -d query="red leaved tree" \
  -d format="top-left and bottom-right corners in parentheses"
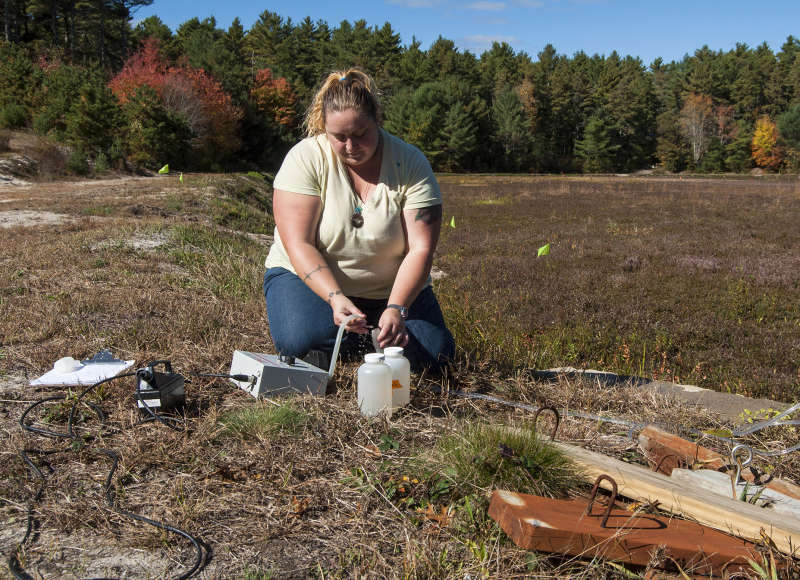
top-left (110, 38), bottom-right (243, 168)
top-left (250, 68), bottom-right (297, 128)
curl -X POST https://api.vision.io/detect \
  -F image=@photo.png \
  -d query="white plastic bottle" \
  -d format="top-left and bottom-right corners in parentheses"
top-left (383, 346), bottom-right (410, 409)
top-left (357, 353), bottom-right (393, 417)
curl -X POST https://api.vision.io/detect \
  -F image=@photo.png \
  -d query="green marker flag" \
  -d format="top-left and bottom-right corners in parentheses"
top-left (537, 243), bottom-right (550, 257)
top-left (449, 216), bottom-right (456, 228)
top-left (158, 164), bottom-right (169, 174)
top-left (179, 172), bottom-right (184, 183)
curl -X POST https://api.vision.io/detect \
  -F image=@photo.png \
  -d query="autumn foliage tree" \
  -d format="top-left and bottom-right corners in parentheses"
top-left (751, 116), bottom-right (783, 170)
top-left (250, 68), bottom-right (297, 127)
top-left (110, 38), bottom-right (243, 169)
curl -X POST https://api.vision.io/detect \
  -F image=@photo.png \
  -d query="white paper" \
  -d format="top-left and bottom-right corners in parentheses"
top-left (30, 360), bottom-right (135, 386)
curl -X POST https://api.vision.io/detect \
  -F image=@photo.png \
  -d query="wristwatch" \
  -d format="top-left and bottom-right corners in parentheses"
top-left (386, 304), bottom-right (409, 319)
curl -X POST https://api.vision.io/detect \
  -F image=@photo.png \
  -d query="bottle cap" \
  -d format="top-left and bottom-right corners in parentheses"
top-left (364, 353), bottom-right (385, 363)
top-left (384, 346), bottom-right (404, 357)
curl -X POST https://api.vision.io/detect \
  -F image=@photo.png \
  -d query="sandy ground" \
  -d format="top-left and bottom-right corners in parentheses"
top-left (0, 209), bottom-right (74, 228)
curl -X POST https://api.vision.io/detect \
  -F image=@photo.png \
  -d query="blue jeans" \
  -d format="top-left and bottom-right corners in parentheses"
top-left (263, 267), bottom-right (455, 372)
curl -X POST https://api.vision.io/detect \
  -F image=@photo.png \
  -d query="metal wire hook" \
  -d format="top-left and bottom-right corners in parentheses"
top-left (730, 444), bottom-right (753, 487)
top-left (584, 474), bottom-right (619, 528)
top-left (532, 406), bottom-right (560, 441)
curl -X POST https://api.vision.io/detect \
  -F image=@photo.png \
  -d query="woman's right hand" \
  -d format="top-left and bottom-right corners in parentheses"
top-left (330, 294), bottom-right (367, 333)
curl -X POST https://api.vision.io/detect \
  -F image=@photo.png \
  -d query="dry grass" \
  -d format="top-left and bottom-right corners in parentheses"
top-left (1, 171), bottom-right (800, 578)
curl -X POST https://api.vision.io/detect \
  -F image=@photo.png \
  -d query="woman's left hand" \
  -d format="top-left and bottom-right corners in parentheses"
top-left (377, 308), bottom-right (409, 349)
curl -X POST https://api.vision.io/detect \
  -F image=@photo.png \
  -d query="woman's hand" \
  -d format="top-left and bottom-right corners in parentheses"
top-left (377, 308), bottom-right (409, 348)
top-left (330, 294), bottom-right (367, 333)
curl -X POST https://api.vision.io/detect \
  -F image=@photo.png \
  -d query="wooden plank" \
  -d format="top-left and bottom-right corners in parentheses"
top-left (638, 424), bottom-right (727, 474)
top-left (670, 469), bottom-right (800, 519)
top-left (489, 489), bottom-right (762, 574)
top-left (552, 440), bottom-right (800, 555)
top-left (638, 424), bottom-right (800, 500)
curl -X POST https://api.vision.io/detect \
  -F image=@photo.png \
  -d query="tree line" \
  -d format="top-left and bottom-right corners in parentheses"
top-left (2, 5), bottom-right (800, 174)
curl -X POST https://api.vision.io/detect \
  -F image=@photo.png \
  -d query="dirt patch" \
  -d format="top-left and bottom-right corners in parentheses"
top-left (0, 210), bottom-right (74, 228)
top-left (90, 231), bottom-right (171, 251)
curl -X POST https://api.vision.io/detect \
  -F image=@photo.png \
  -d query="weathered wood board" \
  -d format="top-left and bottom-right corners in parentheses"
top-left (552, 440), bottom-right (800, 555)
top-left (490, 489), bottom-right (762, 574)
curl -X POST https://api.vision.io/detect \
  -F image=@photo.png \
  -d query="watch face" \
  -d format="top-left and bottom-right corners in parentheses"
top-left (389, 304), bottom-right (408, 319)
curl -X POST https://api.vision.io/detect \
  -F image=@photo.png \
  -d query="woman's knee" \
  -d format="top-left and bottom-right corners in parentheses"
top-left (405, 320), bottom-right (455, 371)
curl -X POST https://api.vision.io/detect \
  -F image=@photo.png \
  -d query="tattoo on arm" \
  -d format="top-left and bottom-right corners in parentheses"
top-left (303, 264), bottom-right (329, 282)
top-left (414, 205), bottom-right (443, 226)
top-left (327, 290), bottom-right (343, 304)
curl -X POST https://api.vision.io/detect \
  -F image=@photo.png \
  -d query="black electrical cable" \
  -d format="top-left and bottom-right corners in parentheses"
top-left (134, 385), bottom-right (186, 432)
top-left (99, 450), bottom-right (204, 580)
top-left (11, 368), bottom-right (208, 579)
top-left (8, 450), bottom-right (46, 580)
top-left (20, 395), bottom-right (107, 439)
top-left (67, 373), bottom-right (138, 439)
top-left (191, 372), bottom-right (255, 382)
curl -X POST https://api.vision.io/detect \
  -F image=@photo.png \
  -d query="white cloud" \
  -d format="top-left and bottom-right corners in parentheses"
top-left (459, 34), bottom-right (519, 52)
top-left (465, 2), bottom-right (507, 11)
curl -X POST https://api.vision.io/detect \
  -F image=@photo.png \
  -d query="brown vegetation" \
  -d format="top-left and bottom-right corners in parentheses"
top-left (437, 174), bottom-right (800, 401)
top-left (1, 173), bottom-right (799, 578)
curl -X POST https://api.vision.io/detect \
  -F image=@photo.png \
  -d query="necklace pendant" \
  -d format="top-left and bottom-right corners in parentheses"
top-left (351, 206), bottom-right (364, 228)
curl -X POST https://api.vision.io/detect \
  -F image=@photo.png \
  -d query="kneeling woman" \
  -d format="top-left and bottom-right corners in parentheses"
top-left (263, 69), bottom-right (454, 372)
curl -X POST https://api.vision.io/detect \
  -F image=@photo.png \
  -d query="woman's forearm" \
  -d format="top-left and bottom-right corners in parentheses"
top-left (388, 248), bottom-right (434, 308)
top-left (285, 242), bottom-right (344, 304)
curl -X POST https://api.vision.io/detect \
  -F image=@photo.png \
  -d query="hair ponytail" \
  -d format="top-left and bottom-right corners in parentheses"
top-left (304, 69), bottom-right (382, 136)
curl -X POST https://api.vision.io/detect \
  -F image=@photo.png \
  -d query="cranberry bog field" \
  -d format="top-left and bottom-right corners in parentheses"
top-left (436, 174), bottom-right (800, 402)
top-left (1, 171), bottom-right (800, 579)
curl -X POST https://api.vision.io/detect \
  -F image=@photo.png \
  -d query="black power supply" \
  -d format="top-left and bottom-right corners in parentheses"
top-left (135, 360), bottom-right (185, 412)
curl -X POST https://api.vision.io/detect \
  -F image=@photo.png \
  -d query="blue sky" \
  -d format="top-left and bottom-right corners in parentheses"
top-left (133, 1), bottom-right (800, 65)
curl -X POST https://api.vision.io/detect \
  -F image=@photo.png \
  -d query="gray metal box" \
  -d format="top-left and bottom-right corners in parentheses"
top-left (229, 350), bottom-right (329, 397)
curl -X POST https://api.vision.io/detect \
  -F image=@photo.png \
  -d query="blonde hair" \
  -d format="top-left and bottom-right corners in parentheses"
top-left (304, 69), bottom-right (382, 137)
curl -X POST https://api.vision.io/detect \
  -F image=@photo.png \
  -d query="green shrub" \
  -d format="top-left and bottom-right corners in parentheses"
top-left (63, 77), bottom-right (123, 155)
top-left (108, 138), bottom-right (126, 169)
top-left (32, 64), bottom-right (87, 138)
top-left (67, 148), bottom-right (90, 175)
top-left (0, 104), bottom-right (28, 129)
top-left (94, 152), bottom-right (109, 173)
top-left (121, 85), bottom-right (192, 170)
top-left (0, 42), bottom-right (38, 111)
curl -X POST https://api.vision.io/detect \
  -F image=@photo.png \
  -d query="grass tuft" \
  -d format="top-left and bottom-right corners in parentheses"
top-left (430, 420), bottom-right (578, 499)
top-left (218, 402), bottom-right (309, 440)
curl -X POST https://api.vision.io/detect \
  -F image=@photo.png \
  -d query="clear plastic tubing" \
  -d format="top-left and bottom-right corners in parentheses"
top-left (357, 353), bottom-right (393, 418)
top-left (383, 346), bottom-right (410, 409)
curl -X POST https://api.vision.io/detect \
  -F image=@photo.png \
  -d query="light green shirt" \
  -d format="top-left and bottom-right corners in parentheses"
top-left (266, 129), bottom-right (442, 299)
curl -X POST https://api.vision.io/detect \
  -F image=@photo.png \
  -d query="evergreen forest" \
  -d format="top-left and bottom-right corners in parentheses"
top-left (3, 3), bottom-right (800, 175)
